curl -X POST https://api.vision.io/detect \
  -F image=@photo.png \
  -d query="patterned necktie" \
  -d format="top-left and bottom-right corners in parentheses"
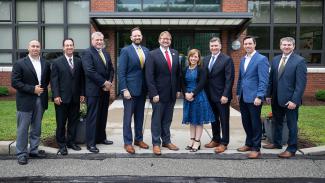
top-left (98, 49), bottom-right (107, 66)
top-left (68, 58), bottom-right (74, 70)
top-left (137, 47), bottom-right (144, 69)
top-left (208, 56), bottom-right (215, 72)
top-left (165, 50), bottom-right (172, 72)
top-left (278, 56), bottom-right (287, 79)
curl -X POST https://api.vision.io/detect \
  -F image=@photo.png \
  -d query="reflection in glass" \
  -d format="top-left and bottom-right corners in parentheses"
top-left (273, 27), bottom-right (296, 49)
top-left (143, 0), bottom-right (168, 12)
top-left (44, 27), bottom-right (63, 49)
top-left (248, 0), bottom-right (270, 23)
top-left (301, 52), bottom-right (321, 64)
top-left (17, 0), bottom-right (37, 22)
top-left (0, 27), bottom-right (12, 49)
top-left (42, 52), bottom-right (63, 62)
top-left (68, 0), bottom-right (89, 23)
top-left (247, 27), bottom-right (270, 49)
top-left (43, 0), bottom-right (63, 23)
top-left (300, 27), bottom-right (322, 50)
top-left (194, 33), bottom-right (220, 56)
top-left (195, 0), bottom-right (221, 12)
top-left (169, 0), bottom-right (194, 12)
top-left (18, 26), bottom-right (38, 49)
top-left (117, 0), bottom-right (141, 12)
top-left (0, 1), bottom-right (11, 21)
top-left (274, 0), bottom-right (296, 23)
top-left (301, 0), bottom-right (322, 24)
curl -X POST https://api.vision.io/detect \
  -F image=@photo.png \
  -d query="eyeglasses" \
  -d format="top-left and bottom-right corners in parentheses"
top-left (160, 37), bottom-right (171, 41)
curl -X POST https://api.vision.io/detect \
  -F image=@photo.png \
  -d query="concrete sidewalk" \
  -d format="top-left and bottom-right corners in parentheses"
top-left (1, 99), bottom-right (324, 156)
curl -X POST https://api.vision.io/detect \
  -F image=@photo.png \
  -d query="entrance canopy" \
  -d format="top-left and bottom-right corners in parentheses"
top-left (90, 12), bottom-right (252, 32)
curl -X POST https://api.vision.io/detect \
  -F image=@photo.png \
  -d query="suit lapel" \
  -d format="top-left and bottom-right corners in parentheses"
top-left (24, 56), bottom-right (39, 83)
top-left (62, 56), bottom-right (74, 76)
top-left (130, 45), bottom-right (141, 68)
top-left (158, 49), bottom-right (169, 71)
top-left (92, 47), bottom-right (107, 68)
top-left (171, 49), bottom-right (178, 73)
top-left (211, 53), bottom-right (222, 72)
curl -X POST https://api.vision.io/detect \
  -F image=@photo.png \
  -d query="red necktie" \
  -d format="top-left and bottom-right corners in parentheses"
top-left (165, 50), bottom-right (172, 72)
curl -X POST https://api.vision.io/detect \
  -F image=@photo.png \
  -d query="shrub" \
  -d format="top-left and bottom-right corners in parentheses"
top-left (315, 90), bottom-right (325, 101)
top-left (0, 86), bottom-right (9, 96)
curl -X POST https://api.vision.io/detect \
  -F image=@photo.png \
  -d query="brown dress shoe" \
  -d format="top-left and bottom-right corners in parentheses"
top-left (124, 145), bottom-right (135, 154)
top-left (204, 141), bottom-right (219, 148)
top-left (153, 145), bottom-right (161, 155)
top-left (237, 145), bottom-right (252, 152)
top-left (162, 143), bottom-right (179, 151)
top-left (262, 143), bottom-right (282, 149)
top-left (134, 141), bottom-right (149, 149)
top-left (247, 151), bottom-right (261, 159)
top-left (214, 144), bottom-right (227, 153)
top-left (278, 151), bottom-right (295, 158)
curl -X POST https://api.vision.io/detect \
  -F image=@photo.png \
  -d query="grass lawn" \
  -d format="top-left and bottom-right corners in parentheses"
top-left (261, 105), bottom-right (325, 146)
top-left (0, 100), bottom-right (56, 141)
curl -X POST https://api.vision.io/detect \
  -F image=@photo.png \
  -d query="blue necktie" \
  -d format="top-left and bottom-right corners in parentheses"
top-left (208, 56), bottom-right (216, 72)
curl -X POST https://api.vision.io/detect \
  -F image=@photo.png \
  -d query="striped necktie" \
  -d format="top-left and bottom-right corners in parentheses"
top-left (278, 56), bottom-right (287, 79)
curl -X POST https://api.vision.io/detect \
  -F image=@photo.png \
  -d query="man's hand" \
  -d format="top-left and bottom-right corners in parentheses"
top-left (34, 85), bottom-right (44, 96)
top-left (220, 96), bottom-right (228, 104)
top-left (123, 90), bottom-right (132, 100)
top-left (54, 97), bottom-right (62, 105)
top-left (153, 95), bottom-right (159, 103)
top-left (286, 101), bottom-right (297, 110)
top-left (236, 95), bottom-right (240, 103)
top-left (254, 97), bottom-right (262, 106)
top-left (266, 97), bottom-right (272, 104)
top-left (185, 93), bottom-right (194, 101)
top-left (176, 92), bottom-right (181, 98)
top-left (80, 96), bottom-right (85, 103)
top-left (103, 81), bottom-right (112, 91)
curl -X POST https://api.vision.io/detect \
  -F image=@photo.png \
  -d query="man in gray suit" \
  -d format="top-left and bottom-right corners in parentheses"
top-left (11, 40), bottom-right (51, 165)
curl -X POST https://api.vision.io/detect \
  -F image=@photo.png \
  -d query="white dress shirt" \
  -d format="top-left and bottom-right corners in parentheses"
top-left (29, 55), bottom-right (41, 84)
top-left (244, 50), bottom-right (256, 71)
top-left (160, 46), bottom-right (172, 67)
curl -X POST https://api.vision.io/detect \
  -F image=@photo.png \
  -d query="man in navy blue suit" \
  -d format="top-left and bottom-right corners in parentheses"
top-left (82, 32), bottom-right (114, 153)
top-left (145, 31), bottom-right (181, 155)
top-left (118, 27), bottom-right (150, 154)
top-left (236, 36), bottom-right (269, 159)
top-left (263, 37), bottom-right (307, 158)
top-left (203, 37), bottom-right (234, 154)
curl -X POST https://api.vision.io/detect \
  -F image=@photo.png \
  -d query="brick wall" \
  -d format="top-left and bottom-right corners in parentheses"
top-left (91, 0), bottom-right (114, 12)
top-left (0, 72), bottom-right (15, 94)
top-left (306, 73), bottom-right (325, 97)
top-left (222, 0), bottom-right (247, 12)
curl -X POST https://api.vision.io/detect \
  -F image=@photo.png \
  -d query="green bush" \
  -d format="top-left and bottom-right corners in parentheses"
top-left (315, 90), bottom-right (325, 101)
top-left (0, 86), bottom-right (9, 96)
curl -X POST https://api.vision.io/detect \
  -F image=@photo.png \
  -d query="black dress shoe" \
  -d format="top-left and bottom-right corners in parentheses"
top-left (29, 152), bottom-right (46, 158)
top-left (67, 144), bottom-right (81, 151)
top-left (57, 146), bottom-right (68, 155)
top-left (100, 139), bottom-right (113, 145)
top-left (17, 156), bottom-right (28, 165)
top-left (87, 146), bottom-right (99, 153)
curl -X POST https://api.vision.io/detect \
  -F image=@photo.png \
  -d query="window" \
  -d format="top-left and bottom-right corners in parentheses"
top-left (43, 0), bottom-right (63, 24)
top-left (44, 26), bottom-right (64, 49)
top-left (169, 0), bottom-right (193, 12)
top-left (247, 27), bottom-right (270, 49)
top-left (274, 0), bottom-right (296, 23)
top-left (0, 27), bottom-right (12, 49)
top-left (16, 0), bottom-right (37, 23)
top-left (68, 0), bottom-right (89, 24)
top-left (301, 0), bottom-right (323, 24)
top-left (301, 53), bottom-right (322, 64)
top-left (17, 26), bottom-right (38, 49)
top-left (0, 1), bottom-right (11, 21)
top-left (248, 0), bottom-right (270, 23)
top-left (117, 0), bottom-right (141, 12)
top-left (68, 26), bottom-right (90, 49)
top-left (143, 0), bottom-right (168, 12)
top-left (0, 53), bottom-right (11, 64)
top-left (300, 27), bottom-right (322, 50)
top-left (195, 0), bottom-right (221, 12)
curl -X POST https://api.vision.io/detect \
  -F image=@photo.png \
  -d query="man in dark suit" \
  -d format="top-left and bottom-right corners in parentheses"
top-left (236, 36), bottom-right (269, 159)
top-left (145, 31), bottom-right (181, 155)
top-left (51, 38), bottom-right (85, 155)
top-left (203, 37), bottom-right (234, 153)
top-left (11, 40), bottom-right (51, 165)
top-left (263, 37), bottom-right (307, 158)
top-left (82, 32), bottom-right (114, 153)
top-left (118, 27), bottom-right (150, 154)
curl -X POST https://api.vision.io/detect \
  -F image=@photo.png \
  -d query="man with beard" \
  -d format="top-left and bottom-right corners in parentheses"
top-left (118, 27), bottom-right (150, 154)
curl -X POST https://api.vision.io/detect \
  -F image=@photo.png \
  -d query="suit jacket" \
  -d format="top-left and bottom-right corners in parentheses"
top-left (145, 48), bottom-right (180, 102)
top-left (11, 56), bottom-right (51, 112)
top-left (181, 65), bottom-right (208, 97)
top-left (82, 46), bottom-right (114, 97)
top-left (203, 53), bottom-right (235, 102)
top-left (267, 53), bottom-right (307, 107)
top-left (118, 44), bottom-right (149, 97)
top-left (51, 55), bottom-right (85, 103)
top-left (236, 51), bottom-right (269, 103)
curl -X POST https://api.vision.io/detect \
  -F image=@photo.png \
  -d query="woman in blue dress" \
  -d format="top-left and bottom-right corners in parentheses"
top-left (181, 49), bottom-right (215, 152)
